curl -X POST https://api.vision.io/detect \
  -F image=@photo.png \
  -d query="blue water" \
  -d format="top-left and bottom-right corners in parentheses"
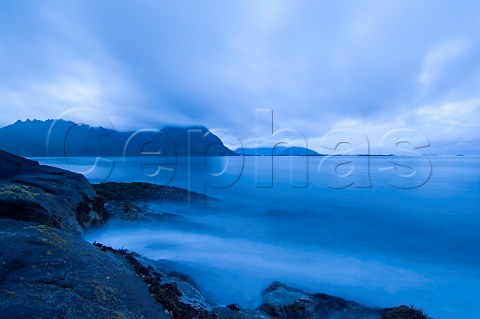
top-left (35, 156), bottom-right (480, 319)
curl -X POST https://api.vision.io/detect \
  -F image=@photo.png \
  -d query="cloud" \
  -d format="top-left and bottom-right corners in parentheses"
top-left (1, 0), bottom-right (480, 153)
top-left (301, 98), bottom-right (480, 154)
top-left (419, 40), bottom-right (468, 90)
top-left (0, 58), bottom-right (140, 129)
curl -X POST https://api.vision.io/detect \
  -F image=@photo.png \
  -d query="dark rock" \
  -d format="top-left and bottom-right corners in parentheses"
top-left (227, 304), bottom-right (241, 312)
top-left (0, 150), bottom-right (102, 233)
top-left (93, 182), bottom-right (208, 202)
top-left (0, 149), bottom-right (39, 179)
top-left (92, 182), bottom-right (209, 222)
top-left (0, 219), bottom-right (169, 319)
top-left (381, 305), bottom-right (429, 319)
top-left (93, 244), bottom-right (218, 319)
top-left (211, 306), bottom-right (269, 319)
top-left (258, 282), bottom-right (381, 319)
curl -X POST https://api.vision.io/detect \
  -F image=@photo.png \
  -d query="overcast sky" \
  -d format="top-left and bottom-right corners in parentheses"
top-left (1, 0), bottom-right (480, 153)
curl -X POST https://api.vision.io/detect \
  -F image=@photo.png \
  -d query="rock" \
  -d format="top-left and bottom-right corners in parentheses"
top-left (0, 219), bottom-right (169, 319)
top-left (211, 306), bottom-right (269, 319)
top-left (92, 244), bottom-right (218, 319)
top-left (92, 182), bottom-right (209, 222)
top-left (0, 150), bottom-right (102, 233)
top-left (91, 249), bottom-right (269, 319)
top-left (227, 304), bottom-right (241, 312)
top-left (93, 182), bottom-right (208, 203)
top-left (258, 282), bottom-right (381, 319)
top-left (381, 305), bottom-right (429, 319)
top-left (0, 149), bottom-right (39, 179)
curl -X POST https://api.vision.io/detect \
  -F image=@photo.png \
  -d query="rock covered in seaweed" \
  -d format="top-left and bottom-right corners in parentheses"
top-left (258, 282), bottom-right (381, 319)
top-left (93, 243), bottom-right (269, 319)
top-left (381, 305), bottom-right (429, 319)
top-left (92, 182), bottom-right (209, 222)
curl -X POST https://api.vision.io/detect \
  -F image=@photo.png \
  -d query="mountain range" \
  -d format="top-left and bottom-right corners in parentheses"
top-left (0, 119), bottom-right (237, 157)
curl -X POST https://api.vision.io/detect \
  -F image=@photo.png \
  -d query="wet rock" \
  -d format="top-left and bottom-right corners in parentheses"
top-left (258, 282), bottom-right (381, 319)
top-left (227, 304), bottom-right (241, 312)
top-left (93, 244), bottom-right (217, 319)
top-left (93, 182), bottom-right (208, 203)
top-left (211, 306), bottom-right (269, 319)
top-left (93, 182), bottom-right (210, 222)
top-left (0, 150), bottom-right (102, 233)
top-left (381, 305), bottom-right (429, 319)
top-left (0, 219), bottom-right (169, 319)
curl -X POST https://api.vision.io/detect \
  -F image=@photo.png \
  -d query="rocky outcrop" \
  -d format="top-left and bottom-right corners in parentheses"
top-left (92, 182), bottom-right (208, 221)
top-left (258, 282), bottom-right (381, 319)
top-left (92, 243), bottom-right (269, 319)
top-left (93, 182), bottom-right (208, 203)
top-left (0, 150), bottom-right (102, 233)
top-left (381, 305), bottom-right (428, 319)
top-left (0, 219), bottom-right (169, 319)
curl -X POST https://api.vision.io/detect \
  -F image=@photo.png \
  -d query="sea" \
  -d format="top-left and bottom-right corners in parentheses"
top-left (34, 155), bottom-right (480, 319)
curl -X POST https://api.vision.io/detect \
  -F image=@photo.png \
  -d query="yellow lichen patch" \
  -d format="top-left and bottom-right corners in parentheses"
top-left (0, 184), bottom-right (38, 201)
top-left (35, 225), bottom-right (68, 247)
top-left (112, 311), bottom-right (128, 319)
top-left (93, 283), bottom-right (116, 304)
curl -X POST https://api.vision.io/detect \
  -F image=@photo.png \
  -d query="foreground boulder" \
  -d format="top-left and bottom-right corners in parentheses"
top-left (0, 219), bottom-right (168, 319)
top-left (257, 282), bottom-right (430, 319)
top-left (258, 282), bottom-right (381, 319)
top-left (0, 150), bottom-right (102, 233)
top-left (381, 305), bottom-right (429, 319)
top-left (93, 243), bottom-right (270, 319)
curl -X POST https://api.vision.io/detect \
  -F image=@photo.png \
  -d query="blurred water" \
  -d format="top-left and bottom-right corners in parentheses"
top-left (35, 156), bottom-right (480, 319)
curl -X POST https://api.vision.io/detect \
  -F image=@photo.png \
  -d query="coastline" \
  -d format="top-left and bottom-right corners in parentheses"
top-left (0, 150), bottom-right (431, 319)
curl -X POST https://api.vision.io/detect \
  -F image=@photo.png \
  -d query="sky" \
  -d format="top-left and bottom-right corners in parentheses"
top-left (1, 0), bottom-right (480, 154)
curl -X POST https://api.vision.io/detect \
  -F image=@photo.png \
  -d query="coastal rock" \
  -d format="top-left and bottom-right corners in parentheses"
top-left (0, 219), bottom-right (169, 319)
top-left (258, 282), bottom-right (381, 319)
top-left (88, 247), bottom-right (268, 319)
top-left (381, 305), bottom-right (429, 319)
top-left (92, 182), bottom-right (208, 222)
top-left (93, 182), bottom-right (208, 203)
top-left (0, 150), bottom-right (102, 233)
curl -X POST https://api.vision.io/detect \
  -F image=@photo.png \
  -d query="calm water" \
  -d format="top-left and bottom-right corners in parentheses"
top-left (35, 156), bottom-right (480, 319)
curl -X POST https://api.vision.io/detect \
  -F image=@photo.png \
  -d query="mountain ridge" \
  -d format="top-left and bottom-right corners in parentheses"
top-left (0, 119), bottom-right (237, 157)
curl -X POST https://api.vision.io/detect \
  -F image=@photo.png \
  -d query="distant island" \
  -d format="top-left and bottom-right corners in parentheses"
top-left (236, 146), bottom-right (322, 156)
top-left (0, 119), bottom-right (237, 157)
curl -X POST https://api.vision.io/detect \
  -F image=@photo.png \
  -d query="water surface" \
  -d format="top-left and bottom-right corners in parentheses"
top-left (35, 155), bottom-right (480, 319)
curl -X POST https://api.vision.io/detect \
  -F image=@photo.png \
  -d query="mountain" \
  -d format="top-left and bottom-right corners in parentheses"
top-left (0, 119), bottom-right (237, 157)
top-left (235, 146), bottom-right (321, 156)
